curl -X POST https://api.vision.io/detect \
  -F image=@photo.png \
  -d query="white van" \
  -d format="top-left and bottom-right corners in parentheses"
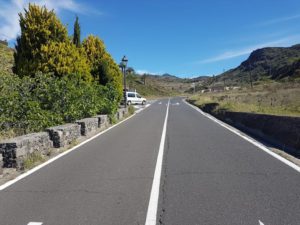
top-left (126, 91), bottom-right (147, 105)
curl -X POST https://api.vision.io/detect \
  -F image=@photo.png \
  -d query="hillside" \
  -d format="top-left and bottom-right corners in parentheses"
top-left (218, 44), bottom-right (300, 84)
top-left (0, 42), bottom-right (14, 75)
top-left (126, 73), bottom-right (209, 97)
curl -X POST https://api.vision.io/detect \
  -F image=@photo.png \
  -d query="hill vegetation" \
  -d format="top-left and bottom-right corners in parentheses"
top-left (217, 44), bottom-right (300, 85)
top-left (0, 43), bottom-right (14, 75)
top-left (189, 82), bottom-right (300, 117)
top-left (189, 44), bottom-right (300, 117)
top-left (126, 72), bottom-right (208, 97)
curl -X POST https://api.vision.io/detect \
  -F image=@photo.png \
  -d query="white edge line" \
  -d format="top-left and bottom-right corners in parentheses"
top-left (27, 222), bottom-right (43, 225)
top-left (0, 105), bottom-right (152, 191)
top-left (184, 99), bottom-right (300, 173)
top-left (145, 99), bottom-right (170, 225)
top-left (259, 220), bottom-right (264, 225)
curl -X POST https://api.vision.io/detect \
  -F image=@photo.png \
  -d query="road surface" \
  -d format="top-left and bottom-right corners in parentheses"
top-left (0, 97), bottom-right (299, 225)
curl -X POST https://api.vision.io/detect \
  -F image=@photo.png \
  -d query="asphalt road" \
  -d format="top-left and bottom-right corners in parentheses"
top-left (158, 97), bottom-right (300, 225)
top-left (0, 97), bottom-right (299, 225)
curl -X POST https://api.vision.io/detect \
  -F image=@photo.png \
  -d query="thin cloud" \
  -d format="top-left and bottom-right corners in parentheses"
top-left (136, 70), bottom-right (164, 75)
top-left (196, 35), bottom-right (300, 64)
top-left (0, 0), bottom-right (101, 41)
top-left (260, 14), bottom-right (300, 26)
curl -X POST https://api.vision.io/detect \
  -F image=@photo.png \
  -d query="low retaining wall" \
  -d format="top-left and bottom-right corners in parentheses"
top-left (191, 101), bottom-right (300, 157)
top-left (116, 108), bottom-right (128, 120)
top-left (94, 115), bottom-right (109, 128)
top-left (0, 132), bottom-right (53, 169)
top-left (46, 124), bottom-right (81, 148)
top-left (76, 118), bottom-right (99, 136)
top-left (0, 109), bottom-right (129, 170)
top-left (220, 111), bottom-right (300, 156)
top-left (0, 154), bottom-right (3, 175)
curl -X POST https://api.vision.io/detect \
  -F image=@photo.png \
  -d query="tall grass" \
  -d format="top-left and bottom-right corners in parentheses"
top-left (190, 82), bottom-right (300, 117)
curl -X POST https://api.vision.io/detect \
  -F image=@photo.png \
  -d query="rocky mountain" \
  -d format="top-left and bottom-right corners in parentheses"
top-left (218, 44), bottom-right (300, 84)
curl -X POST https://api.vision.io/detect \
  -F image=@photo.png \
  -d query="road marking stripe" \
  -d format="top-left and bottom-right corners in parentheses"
top-left (27, 222), bottom-right (43, 225)
top-left (0, 104), bottom-right (153, 191)
top-left (135, 104), bottom-right (151, 113)
top-left (145, 99), bottom-right (170, 225)
top-left (184, 99), bottom-right (300, 173)
top-left (259, 220), bottom-right (264, 225)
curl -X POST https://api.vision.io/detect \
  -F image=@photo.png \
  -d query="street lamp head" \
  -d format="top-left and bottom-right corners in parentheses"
top-left (121, 55), bottom-right (128, 67)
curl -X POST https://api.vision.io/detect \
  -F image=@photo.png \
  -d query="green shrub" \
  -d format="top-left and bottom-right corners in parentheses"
top-left (0, 72), bottom-right (120, 137)
top-left (128, 105), bottom-right (135, 115)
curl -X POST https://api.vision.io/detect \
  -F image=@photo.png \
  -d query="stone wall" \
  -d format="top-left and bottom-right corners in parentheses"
top-left (0, 154), bottom-right (3, 175)
top-left (76, 118), bottom-right (99, 136)
top-left (0, 132), bottom-right (52, 169)
top-left (93, 115), bottom-right (109, 129)
top-left (116, 108), bottom-right (128, 120)
top-left (116, 109), bottom-right (122, 120)
top-left (220, 112), bottom-right (300, 157)
top-left (0, 108), bottom-right (130, 170)
top-left (46, 124), bottom-right (81, 148)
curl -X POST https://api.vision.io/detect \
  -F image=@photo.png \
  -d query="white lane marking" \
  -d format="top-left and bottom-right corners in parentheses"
top-left (184, 99), bottom-right (300, 173)
top-left (28, 222), bottom-right (43, 225)
top-left (145, 99), bottom-right (170, 225)
top-left (0, 104), bottom-right (154, 191)
top-left (259, 220), bottom-right (264, 225)
top-left (171, 102), bottom-right (180, 106)
top-left (135, 104), bottom-right (151, 113)
top-left (158, 102), bottom-right (162, 105)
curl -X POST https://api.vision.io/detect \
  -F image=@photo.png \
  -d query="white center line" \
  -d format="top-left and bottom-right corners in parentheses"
top-left (145, 99), bottom-right (170, 225)
top-left (27, 222), bottom-right (43, 225)
top-left (259, 220), bottom-right (265, 225)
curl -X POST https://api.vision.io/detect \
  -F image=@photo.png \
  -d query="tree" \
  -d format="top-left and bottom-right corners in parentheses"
top-left (13, 4), bottom-right (68, 77)
top-left (39, 41), bottom-right (92, 81)
top-left (82, 35), bottom-right (123, 100)
top-left (82, 35), bottom-right (106, 81)
top-left (73, 16), bottom-right (81, 47)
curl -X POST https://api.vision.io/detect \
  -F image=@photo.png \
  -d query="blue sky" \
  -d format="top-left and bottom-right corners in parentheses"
top-left (1, 0), bottom-right (300, 77)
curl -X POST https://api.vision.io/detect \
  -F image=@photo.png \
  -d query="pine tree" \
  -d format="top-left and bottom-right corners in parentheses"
top-left (73, 16), bottom-right (81, 47)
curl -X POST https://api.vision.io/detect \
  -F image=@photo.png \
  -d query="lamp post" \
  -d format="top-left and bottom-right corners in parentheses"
top-left (120, 55), bottom-right (128, 108)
